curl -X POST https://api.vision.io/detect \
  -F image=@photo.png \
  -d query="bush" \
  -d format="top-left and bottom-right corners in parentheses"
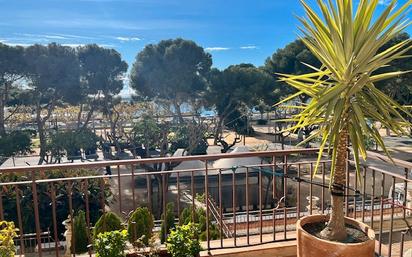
top-left (0, 169), bottom-right (112, 240)
top-left (48, 128), bottom-right (99, 157)
top-left (256, 119), bottom-right (268, 125)
top-left (0, 130), bottom-right (32, 157)
top-left (94, 230), bottom-right (127, 257)
top-left (168, 122), bottom-right (208, 155)
top-left (93, 212), bottom-right (123, 240)
top-left (166, 223), bottom-right (201, 257)
top-left (72, 210), bottom-right (89, 254)
top-left (0, 221), bottom-right (17, 257)
top-left (160, 202), bottom-right (175, 243)
top-left (180, 206), bottom-right (219, 241)
top-left (76, 128), bottom-right (100, 151)
top-left (128, 207), bottom-right (154, 245)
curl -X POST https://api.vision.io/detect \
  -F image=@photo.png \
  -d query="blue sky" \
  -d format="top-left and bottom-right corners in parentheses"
top-left (0, 0), bottom-right (409, 71)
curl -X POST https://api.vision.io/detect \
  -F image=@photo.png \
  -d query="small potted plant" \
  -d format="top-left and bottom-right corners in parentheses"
top-left (166, 223), bottom-right (201, 257)
top-left (0, 221), bottom-right (18, 257)
top-left (278, 0), bottom-right (412, 256)
top-left (94, 230), bottom-right (128, 257)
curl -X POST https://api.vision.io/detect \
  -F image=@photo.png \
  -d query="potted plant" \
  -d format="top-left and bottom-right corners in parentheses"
top-left (0, 221), bottom-right (18, 257)
top-left (166, 223), bottom-right (201, 257)
top-left (94, 230), bottom-right (128, 257)
top-left (277, 0), bottom-right (412, 256)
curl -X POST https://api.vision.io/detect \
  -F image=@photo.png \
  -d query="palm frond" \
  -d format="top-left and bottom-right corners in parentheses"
top-left (277, 0), bottom-right (412, 180)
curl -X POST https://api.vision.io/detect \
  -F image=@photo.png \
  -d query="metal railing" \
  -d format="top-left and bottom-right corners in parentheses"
top-left (0, 148), bottom-right (410, 257)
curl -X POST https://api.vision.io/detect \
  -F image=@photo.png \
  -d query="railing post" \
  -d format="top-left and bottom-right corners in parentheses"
top-left (283, 155), bottom-right (287, 240)
top-left (15, 185), bottom-right (25, 256)
top-left (0, 188), bottom-right (3, 221)
top-left (403, 168), bottom-right (409, 219)
top-left (131, 165), bottom-right (136, 210)
top-left (361, 166), bottom-right (366, 222)
top-left (232, 166), bottom-right (237, 246)
top-left (31, 171), bottom-right (42, 257)
top-left (246, 167), bottom-right (250, 245)
top-left (272, 156), bottom-right (277, 241)
top-left (218, 169), bottom-right (223, 248)
top-left (205, 161), bottom-right (210, 252)
top-left (83, 179), bottom-right (92, 257)
top-left (345, 146), bottom-right (350, 215)
top-left (117, 165), bottom-right (122, 214)
top-left (50, 183), bottom-right (59, 257)
top-left (388, 177), bottom-right (396, 257)
top-left (67, 181), bottom-right (75, 257)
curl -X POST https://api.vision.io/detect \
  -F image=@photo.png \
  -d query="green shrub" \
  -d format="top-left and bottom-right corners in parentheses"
top-left (72, 210), bottom-right (89, 254)
top-left (94, 230), bottom-right (127, 257)
top-left (160, 202), bottom-right (175, 243)
top-left (0, 130), bottom-right (32, 157)
top-left (180, 206), bottom-right (219, 241)
top-left (48, 128), bottom-right (99, 157)
top-left (166, 223), bottom-right (201, 257)
top-left (128, 207), bottom-right (154, 245)
top-left (0, 169), bottom-right (112, 238)
top-left (256, 119), bottom-right (268, 125)
top-left (0, 221), bottom-right (17, 257)
top-left (93, 212), bottom-right (123, 240)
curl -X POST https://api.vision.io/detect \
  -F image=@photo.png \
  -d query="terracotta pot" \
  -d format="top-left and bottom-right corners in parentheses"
top-left (296, 214), bottom-right (375, 257)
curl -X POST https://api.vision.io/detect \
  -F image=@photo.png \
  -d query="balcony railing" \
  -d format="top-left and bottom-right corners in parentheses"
top-left (0, 148), bottom-right (411, 257)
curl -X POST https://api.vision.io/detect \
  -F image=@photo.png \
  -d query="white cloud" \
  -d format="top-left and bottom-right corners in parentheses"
top-left (240, 45), bottom-right (258, 50)
top-left (205, 47), bottom-right (230, 52)
top-left (61, 43), bottom-right (115, 48)
top-left (44, 35), bottom-right (68, 40)
top-left (53, 33), bottom-right (97, 40)
top-left (116, 36), bottom-right (141, 42)
top-left (378, 0), bottom-right (391, 6)
top-left (1, 42), bottom-right (114, 48)
top-left (1, 42), bottom-right (32, 47)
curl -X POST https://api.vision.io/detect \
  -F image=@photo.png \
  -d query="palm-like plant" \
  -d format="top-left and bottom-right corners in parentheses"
top-left (278, 0), bottom-right (412, 241)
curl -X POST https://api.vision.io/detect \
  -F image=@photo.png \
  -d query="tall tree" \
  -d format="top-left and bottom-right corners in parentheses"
top-left (129, 38), bottom-right (212, 123)
top-left (24, 43), bottom-right (81, 164)
top-left (0, 44), bottom-right (26, 135)
top-left (77, 44), bottom-right (128, 130)
top-left (265, 40), bottom-right (322, 142)
top-left (375, 32), bottom-right (412, 105)
top-left (206, 64), bottom-right (275, 146)
top-left (264, 39), bottom-right (321, 103)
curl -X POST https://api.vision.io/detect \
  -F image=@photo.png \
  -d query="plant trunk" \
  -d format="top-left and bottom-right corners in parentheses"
top-left (76, 103), bottom-right (83, 129)
top-left (37, 119), bottom-right (47, 165)
top-left (319, 127), bottom-right (348, 241)
top-left (213, 116), bottom-right (224, 145)
top-left (0, 83), bottom-right (7, 136)
top-left (173, 101), bottom-right (184, 124)
top-left (0, 97), bottom-right (5, 136)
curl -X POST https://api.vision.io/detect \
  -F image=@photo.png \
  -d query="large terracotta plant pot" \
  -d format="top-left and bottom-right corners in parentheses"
top-left (297, 214), bottom-right (375, 257)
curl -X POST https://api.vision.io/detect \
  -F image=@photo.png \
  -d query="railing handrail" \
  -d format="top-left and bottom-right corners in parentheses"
top-left (0, 148), bottom-right (320, 173)
top-left (366, 150), bottom-right (412, 170)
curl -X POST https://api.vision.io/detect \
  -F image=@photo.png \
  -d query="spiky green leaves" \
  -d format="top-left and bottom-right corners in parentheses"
top-left (278, 0), bottom-right (412, 180)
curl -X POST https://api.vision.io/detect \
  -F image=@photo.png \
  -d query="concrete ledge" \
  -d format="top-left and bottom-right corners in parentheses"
top-left (200, 240), bottom-right (297, 257)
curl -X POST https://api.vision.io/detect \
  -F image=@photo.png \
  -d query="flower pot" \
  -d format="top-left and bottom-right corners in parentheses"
top-left (296, 214), bottom-right (375, 257)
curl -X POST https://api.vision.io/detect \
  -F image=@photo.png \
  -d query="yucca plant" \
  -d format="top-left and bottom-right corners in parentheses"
top-left (277, 0), bottom-right (412, 241)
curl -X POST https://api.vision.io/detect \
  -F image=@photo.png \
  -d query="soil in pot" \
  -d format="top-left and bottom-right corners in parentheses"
top-left (302, 221), bottom-right (370, 243)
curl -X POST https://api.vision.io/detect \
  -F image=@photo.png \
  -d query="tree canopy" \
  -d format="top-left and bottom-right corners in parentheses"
top-left (206, 64), bottom-right (275, 143)
top-left (24, 43), bottom-right (82, 163)
top-left (77, 44), bottom-right (128, 128)
top-left (374, 32), bottom-right (412, 106)
top-left (130, 38), bottom-right (212, 123)
top-left (0, 43), bottom-right (26, 135)
top-left (264, 39), bottom-right (321, 102)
